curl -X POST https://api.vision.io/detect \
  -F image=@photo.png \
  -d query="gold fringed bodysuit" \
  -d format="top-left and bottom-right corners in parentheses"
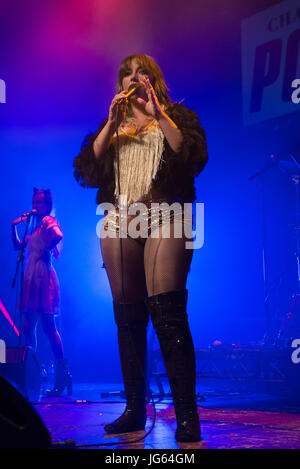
top-left (102, 120), bottom-right (191, 244)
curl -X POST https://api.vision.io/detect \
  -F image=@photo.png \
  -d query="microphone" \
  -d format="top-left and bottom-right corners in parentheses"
top-left (117, 83), bottom-right (142, 103)
top-left (21, 209), bottom-right (37, 218)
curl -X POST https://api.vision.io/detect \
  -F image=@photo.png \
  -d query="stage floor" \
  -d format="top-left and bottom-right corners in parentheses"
top-left (32, 381), bottom-right (300, 449)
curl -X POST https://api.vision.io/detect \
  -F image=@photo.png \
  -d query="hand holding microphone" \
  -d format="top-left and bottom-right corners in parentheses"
top-left (11, 209), bottom-right (37, 226)
top-left (116, 83), bottom-right (142, 103)
top-left (108, 83), bottom-right (142, 128)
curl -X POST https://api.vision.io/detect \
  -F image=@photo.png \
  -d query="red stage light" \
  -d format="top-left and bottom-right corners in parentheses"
top-left (0, 298), bottom-right (19, 336)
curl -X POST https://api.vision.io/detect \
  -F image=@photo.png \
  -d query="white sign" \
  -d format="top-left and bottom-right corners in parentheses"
top-left (0, 79), bottom-right (6, 103)
top-left (0, 339), bottom-right (6, 363)
top-left (241, 0), bottom-right (300, 125)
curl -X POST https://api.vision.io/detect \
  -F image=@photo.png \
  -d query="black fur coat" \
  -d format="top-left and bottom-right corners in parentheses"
top-left (73, 103), bottom-right (208, 204)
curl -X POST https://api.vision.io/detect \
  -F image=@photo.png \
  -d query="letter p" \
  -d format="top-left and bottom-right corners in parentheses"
top-left (250, 39), bottom-right (282, 113)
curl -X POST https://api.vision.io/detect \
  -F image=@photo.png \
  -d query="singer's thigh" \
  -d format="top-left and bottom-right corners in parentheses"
top-left (101, 232), bottom-right (147, 304)
top-left (144, 221), bottom-right (194, 297)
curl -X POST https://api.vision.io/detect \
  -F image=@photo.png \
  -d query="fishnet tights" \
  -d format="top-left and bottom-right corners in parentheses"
top-left (100, 222), bottom-right (193, 303)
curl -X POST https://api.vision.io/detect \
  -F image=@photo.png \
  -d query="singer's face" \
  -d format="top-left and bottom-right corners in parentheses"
top-left (121, 59), bottom-right (152, 99)
top-left (32, 193), bottom-right (48, 218)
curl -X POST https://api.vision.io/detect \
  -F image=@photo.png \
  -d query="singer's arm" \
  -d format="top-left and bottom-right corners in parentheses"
top-left (93, 120), bottom-right (115, 160)
top-left (157, 112), bottom-right (183, 153)
top-left (41, 216), bottom-right (63, 251)
top-left (45, 227), bottom-right (63, 251)
top-left (93, 90), bottom-right (128, 160)
top-left (142, 77), bottom-right (183, 152)
top-left (11, 221), bottom-right (23, 251)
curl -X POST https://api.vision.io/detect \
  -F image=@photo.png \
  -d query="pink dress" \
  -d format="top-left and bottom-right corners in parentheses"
top-left (22, 216), bottom-right (62, 316)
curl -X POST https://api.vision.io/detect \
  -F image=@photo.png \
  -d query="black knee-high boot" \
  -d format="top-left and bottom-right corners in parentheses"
top-left (104, 300), bottom-right (149, 434)
top-left (146, 289), bottom-right (200, 442)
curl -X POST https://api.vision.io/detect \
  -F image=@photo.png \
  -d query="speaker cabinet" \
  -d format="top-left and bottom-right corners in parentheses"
top-left (0, 375), bottom-right (51, 449)
top-left (0, 346), bottom-right (41, 402)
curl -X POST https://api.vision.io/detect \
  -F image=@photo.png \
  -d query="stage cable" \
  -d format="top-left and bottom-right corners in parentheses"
top-left (98, 101), bottom-right (157, 444)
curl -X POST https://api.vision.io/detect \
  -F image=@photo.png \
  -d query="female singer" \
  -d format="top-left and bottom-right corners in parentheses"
top-left (74, 54), bottom-right (208, 441)
top-left (11, 188), bottom-right (71, 396)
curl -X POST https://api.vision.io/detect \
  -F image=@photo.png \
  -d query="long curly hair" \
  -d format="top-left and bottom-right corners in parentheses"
top-left (116, 54), bottom-right (172, 110)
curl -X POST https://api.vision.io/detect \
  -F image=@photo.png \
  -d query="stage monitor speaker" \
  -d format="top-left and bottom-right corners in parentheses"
top-left (0, 346), bottom-right (41, 402)
top-left (0, 375), bottom-right (51, 449)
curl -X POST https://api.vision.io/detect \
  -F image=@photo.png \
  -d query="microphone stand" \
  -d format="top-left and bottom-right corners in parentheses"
top-left (277, 154), bottom-right (300, 342)
top-left (12, 216), bottom-right (31, 346)
top-left (249, 158), bottom-right (277, 345)
top-left (101, 102), bottom-right (125, 400)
